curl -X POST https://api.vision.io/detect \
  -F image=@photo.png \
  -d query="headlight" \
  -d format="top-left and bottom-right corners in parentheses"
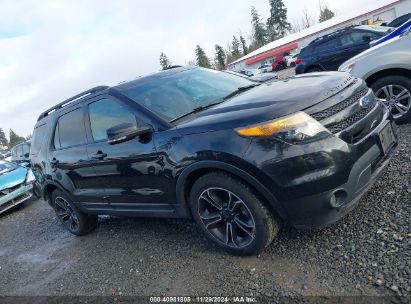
top-left (339, 63), bottom-right (355, 73)
top-left (25, 170), bottom-right (36, 183)
top-left (235, 112), bottom-right (331, 144)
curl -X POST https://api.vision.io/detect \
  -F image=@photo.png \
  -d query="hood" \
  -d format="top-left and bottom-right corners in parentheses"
top-left (177, 72), bottom-right (356, 133)
top-left (0, 165), bottom-right (28, 191)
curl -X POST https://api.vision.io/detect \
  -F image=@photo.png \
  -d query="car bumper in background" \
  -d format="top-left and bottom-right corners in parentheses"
top-left (0, 183), bottom-right (33, 214)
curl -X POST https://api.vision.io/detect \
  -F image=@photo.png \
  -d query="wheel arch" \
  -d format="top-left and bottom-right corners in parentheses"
top-left (365, 68), bottom-right (411, 86)
top-left (176, 161), bottom-right (287, 219)
top-left (41, 181), bottom-right (71, 206)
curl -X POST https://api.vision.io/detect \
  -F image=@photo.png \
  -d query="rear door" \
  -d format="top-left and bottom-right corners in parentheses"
top-left (337, 31), bottom-right (373, 67)
top-left (84, 96), bottom-right (166, 210)
top-left (313, 37), bottom-right (343, 70)
top-left (50, 107), bottom-right (102, 205)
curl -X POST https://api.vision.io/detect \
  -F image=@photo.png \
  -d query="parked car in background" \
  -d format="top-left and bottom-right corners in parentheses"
top-left (387, 13), bottom-right (411, 28)
top-left (271, 55), bottom-right (287, 71)
top-left (0, 151), bottom-right (12, 162)
top-left (30, 66), bottom-right (397, 255)
top-left (285, 53), bottom-right (299, 67)
top-left (257, 64), bottom-right (272, 73)
top-left (371, 19), bottom-right (411, 47)
top-left (339, 28), bottom-right (411, 123)
top-left (11, 141), bottom-right (31, 164)
top-left (295, 25), bottom-right (392, 74)
top-left (0, 160), bottom-right (35, 214)
top-left (238, 69), bottom-right (260, 77)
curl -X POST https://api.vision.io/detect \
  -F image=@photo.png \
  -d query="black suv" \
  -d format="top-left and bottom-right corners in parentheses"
top-left (30, 67), bottom-right (397, 255)
top-left (295, 25), bottom-right (391, 74)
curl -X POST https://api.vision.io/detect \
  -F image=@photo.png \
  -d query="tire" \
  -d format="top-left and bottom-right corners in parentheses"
top-left (51, 190), bottom-right (97, 236)
top-left (189, 172), bottom-right (279, 256)
top-left (306, 67), bottom-right (323, 73)
top-left (290, 62), bottom-right (296, 67)
top-left (370, 75), bottom-right (411, 124)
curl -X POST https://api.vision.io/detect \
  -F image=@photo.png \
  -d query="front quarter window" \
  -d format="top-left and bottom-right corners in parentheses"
top-left (119, 68), bottom-right (254, 122)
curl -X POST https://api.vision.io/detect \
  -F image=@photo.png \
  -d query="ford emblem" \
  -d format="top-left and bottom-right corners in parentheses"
top-left (359, 95), bottom-right (372, 109)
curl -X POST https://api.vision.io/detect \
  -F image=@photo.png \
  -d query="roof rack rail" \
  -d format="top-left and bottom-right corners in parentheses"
top-left (37, 85), bottom-right (109, 121)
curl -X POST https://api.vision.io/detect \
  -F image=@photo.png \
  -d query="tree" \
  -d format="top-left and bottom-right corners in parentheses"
top-left (240, 35), bottom-right (248, 56)
top-left (319, 1), bottom-right (335, 23)
top-left (159, 52), bottom-right (172, 70)
top-left (9, 129), bottom-right (25, 147)
top-left (266, 0), bottom-right (291, 41)
top-left (301, 8), bottom-right (313, 29)
top-left (251, 6), bottom-right (268, 49)
top-left (231, 36), bottom-right (241, 60)
top-left (0, 128), bottom-right (8, 149)
top-left (195, 45), bottom-right (211, 68)
top-left (214, 45), bottom-right (226, 70)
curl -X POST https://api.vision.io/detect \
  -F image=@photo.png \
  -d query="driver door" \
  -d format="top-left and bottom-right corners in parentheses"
top-left (84, 96), bottom-right (166, 209)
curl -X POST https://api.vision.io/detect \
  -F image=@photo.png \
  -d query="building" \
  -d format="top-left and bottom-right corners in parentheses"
top-left (227, 0), bottom-right (411, 71)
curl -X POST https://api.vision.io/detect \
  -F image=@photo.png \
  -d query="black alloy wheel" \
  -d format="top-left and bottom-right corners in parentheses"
top-left (190, 172), bottom-right (279, 255)
top-left (51, 190), bottom-right (98, 235)
top-left (197, 187), bottom-right (256, 248)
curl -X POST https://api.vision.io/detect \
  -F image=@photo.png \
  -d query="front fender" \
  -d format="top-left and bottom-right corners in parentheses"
top-left (175, 160), bottom-right (287, 219)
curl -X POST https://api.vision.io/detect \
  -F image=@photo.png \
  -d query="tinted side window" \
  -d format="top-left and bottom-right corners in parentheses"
top-left (22, 144), bottom-right (30, 156)
top-left (58, 108), bottom-right (86, 148)
top-left (314, 38), bottom-right (341, 52)
top-left (88, 98), bottom-right (137, 142)
top-left (31, 124), bottom-right (46, 155)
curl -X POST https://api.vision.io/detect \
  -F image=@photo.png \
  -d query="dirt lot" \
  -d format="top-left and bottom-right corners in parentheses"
top-left (0, 124), bottom-right (410, 301)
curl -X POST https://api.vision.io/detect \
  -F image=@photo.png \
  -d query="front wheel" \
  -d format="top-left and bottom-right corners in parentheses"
top-left (371, 75), bottom-right (411, 124)
top-left (189, 172), bottom-right (279, 255)
top-left (51, 190), bottom-right (97, 236)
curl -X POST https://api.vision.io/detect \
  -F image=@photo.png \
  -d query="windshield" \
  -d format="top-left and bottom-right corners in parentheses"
top-left (120, 68), bottom-right (254, 122)
top-left (0, 161), bottom-right (18, 175)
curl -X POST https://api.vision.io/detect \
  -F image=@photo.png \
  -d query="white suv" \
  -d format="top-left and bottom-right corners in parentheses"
top-left (339, 29), bottom-right (411, 123)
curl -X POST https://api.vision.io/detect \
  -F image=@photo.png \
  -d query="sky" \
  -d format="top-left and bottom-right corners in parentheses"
top-left (0, 0), bottom-right (396, 137)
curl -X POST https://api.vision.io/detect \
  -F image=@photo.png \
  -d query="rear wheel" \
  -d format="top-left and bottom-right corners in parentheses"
top-left (189, 172), bottom-right (279, 255)
top-left (371, 75), bottom-right (411, 124)
top-left (51, 190), bottom-right (97, 235)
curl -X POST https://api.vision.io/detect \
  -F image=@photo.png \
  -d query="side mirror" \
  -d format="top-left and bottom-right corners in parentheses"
top-left (107, 123), bottom-right (152, 145)
top-left (24, 153), bottom-right (30, 158)
top-left (363, 35), bottom-right (371, 42)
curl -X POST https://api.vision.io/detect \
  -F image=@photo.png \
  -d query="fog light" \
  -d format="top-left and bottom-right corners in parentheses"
top-left (330, 190), bottom-right (348, 208)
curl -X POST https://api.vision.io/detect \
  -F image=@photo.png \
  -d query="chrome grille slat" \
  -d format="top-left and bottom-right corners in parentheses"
top-left (311, 87), bottom-right (368, 122)
top-left (326, 100), bottom-right (377, 134)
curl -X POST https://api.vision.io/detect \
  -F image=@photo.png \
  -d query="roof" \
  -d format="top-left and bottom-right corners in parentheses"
top-left (228, 0), bottom-right (402, 67)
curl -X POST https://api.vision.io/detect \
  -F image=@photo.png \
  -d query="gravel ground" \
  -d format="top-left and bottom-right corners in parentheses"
top-left (0, 124), bottom-right (409, 302)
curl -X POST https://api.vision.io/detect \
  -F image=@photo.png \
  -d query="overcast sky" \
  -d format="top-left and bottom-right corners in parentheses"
top-left (0, 0), bottom-right (394, 137)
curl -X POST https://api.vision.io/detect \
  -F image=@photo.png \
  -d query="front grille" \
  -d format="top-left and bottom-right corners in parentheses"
top-left (311, 87), bottom-right (368, 122)
top-left (326, 99), bottom-right (377, 134)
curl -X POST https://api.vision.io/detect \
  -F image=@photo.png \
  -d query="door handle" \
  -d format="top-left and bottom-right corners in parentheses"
top-left (91, 151), bottom-right (107, 160)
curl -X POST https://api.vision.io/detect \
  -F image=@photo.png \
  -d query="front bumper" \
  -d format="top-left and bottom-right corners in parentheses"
top-left (0, 183), bottom-right (33, 214)
top-left (244, 106), bottom-right (398, 230)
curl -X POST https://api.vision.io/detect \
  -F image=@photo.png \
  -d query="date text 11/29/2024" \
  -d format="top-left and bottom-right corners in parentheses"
top-left (149, 296), bottom-right (257, 303)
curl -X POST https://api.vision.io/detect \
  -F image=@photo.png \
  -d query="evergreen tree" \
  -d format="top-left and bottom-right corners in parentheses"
top-left (9, 129), bottom-right (25, 147)
top-left (214, 45), bottom-right (226, 70)
top-left (159, 52), bottom-right (172, 70)
top-left (240, 35), bottom-right (248, 56)
top-left (231, 36), bottom-right (241, 60)
top-left (319, 2), bottom-right (335, 22)
top-left (267, 0), bottom-right (291, 41)
top-left (0, 128), bottom-right (8, 148)
top-left (251, 6), bottom-right (268, 49)
top-left (195, 45), bottom-right (211, 68)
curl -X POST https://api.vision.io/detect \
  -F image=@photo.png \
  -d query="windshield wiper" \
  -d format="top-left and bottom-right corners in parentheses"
top-left (170, 101), bottom-right (225, 123)
top-left (223, 84), bottom-right (260, 100)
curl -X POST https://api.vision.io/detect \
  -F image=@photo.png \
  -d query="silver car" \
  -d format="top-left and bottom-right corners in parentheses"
top-left (339, 29), bottom-right (411, 123)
